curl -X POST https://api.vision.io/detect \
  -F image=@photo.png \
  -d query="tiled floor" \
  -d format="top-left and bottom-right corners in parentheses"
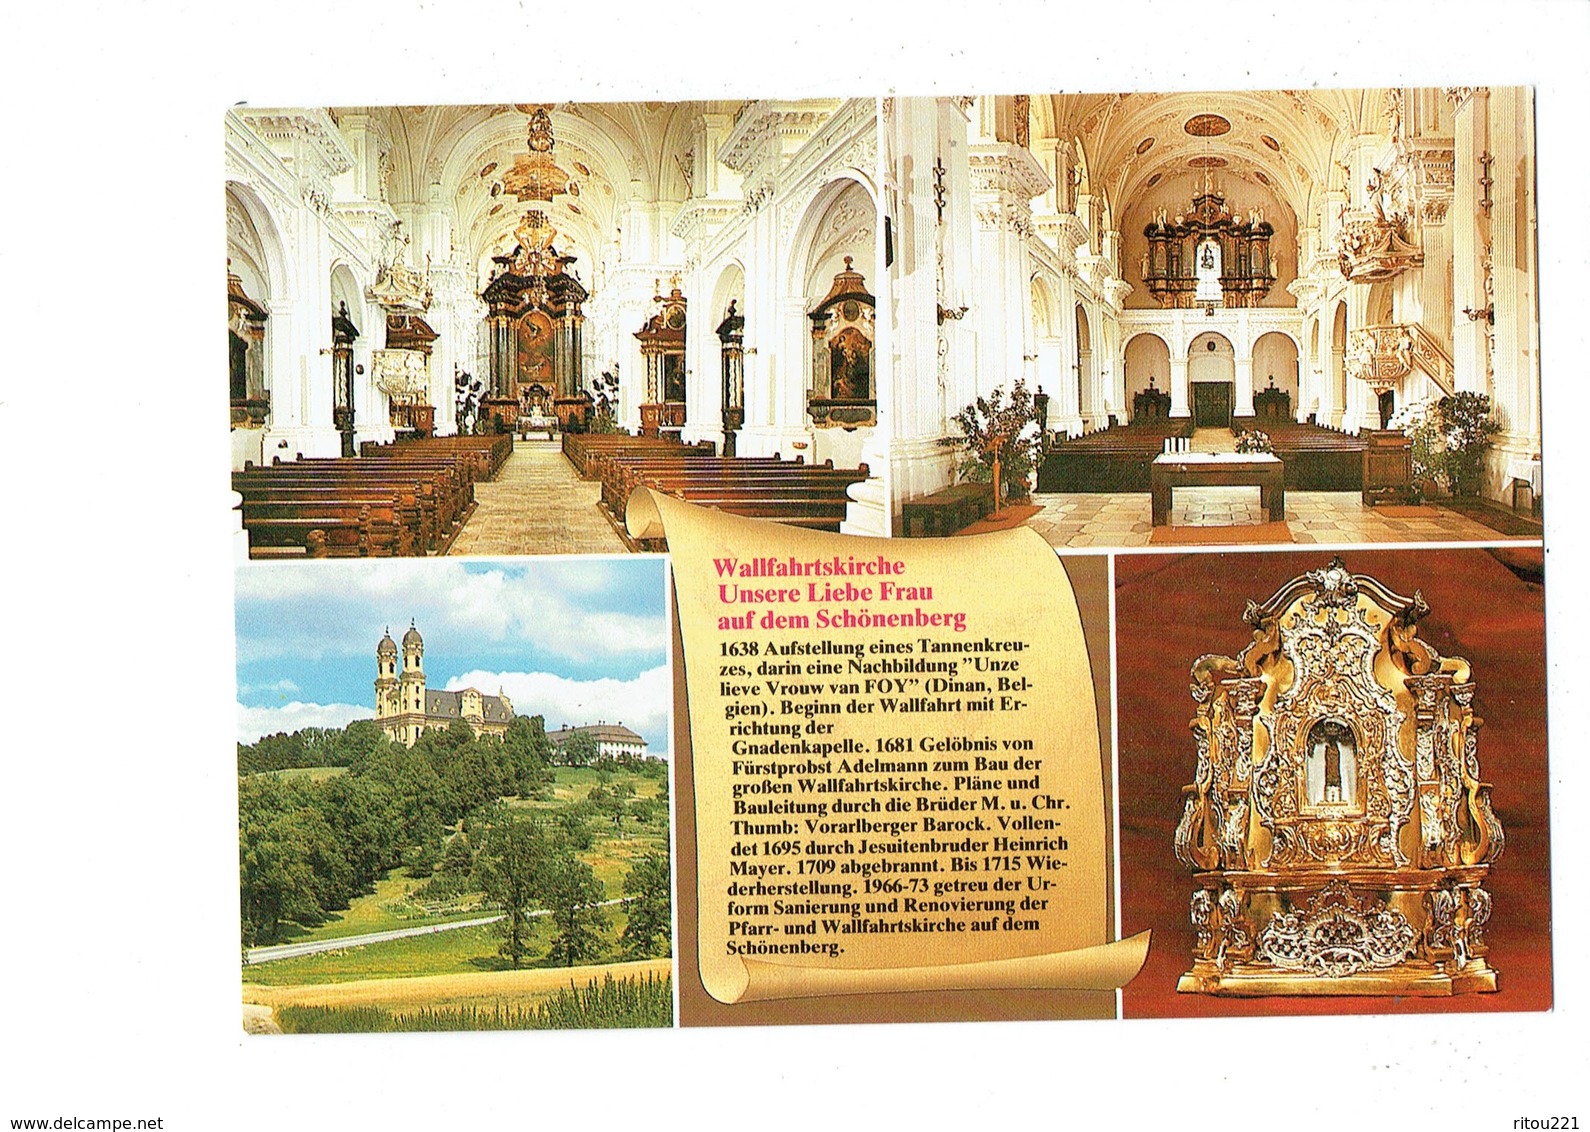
top-left (447, 439), bottom-right (630, 556)
top-left (1026, 487), bottom-right (1522, 548)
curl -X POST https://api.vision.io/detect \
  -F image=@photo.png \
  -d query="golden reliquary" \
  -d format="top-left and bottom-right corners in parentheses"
top-left (1175, 557), bottom-right (1503, 995)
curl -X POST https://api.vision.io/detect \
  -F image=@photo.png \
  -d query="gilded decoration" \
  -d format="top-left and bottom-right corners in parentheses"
top-left (1176, 558), bottom-right (1503, 996)
top-left (501, 107), bottom-right (573, 203)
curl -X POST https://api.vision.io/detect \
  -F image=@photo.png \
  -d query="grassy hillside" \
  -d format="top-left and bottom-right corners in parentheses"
top-left (240, 764), bottom-right (673, 1028)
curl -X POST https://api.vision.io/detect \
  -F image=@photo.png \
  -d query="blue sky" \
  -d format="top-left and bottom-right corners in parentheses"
top-left (235, 558), bottom-right (669, 755)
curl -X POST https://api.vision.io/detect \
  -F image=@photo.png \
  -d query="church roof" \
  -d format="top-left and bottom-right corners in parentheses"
top-left (424, 688), bottom-right (513, 723)
top-left (545, 722), bottom-right (646, 745)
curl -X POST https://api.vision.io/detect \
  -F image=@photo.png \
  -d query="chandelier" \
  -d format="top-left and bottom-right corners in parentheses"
top-left (502, 107), bottom-right (572, 202)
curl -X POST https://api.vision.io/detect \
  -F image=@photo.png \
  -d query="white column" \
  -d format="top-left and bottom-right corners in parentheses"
top-left (967, 140), bottom-right (1049, 396)
top-left (1233, 309), bottom-right (1254, 418)
top-left (1451, 88), bottom-right (1489, 395)
top-left (1169, 311), bottom-right (1190, 418)
top-left (885, 97), bottom-right (962, 525)
top-left (682, 261), bottom-right (725, 451)
top-left (1484, 86), bottom-right (1541, 500)
top-left (1170, 356), bottom-right (1190, 419)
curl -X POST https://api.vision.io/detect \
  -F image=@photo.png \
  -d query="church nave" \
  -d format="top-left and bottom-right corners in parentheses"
top-left (445, 438), bottom-right (626, 556)
top-left (228, 88), bottom-right (1543, 557)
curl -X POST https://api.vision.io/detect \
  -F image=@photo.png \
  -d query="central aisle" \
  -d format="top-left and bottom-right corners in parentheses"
top-left (447, 438), bottom-right (629, 556)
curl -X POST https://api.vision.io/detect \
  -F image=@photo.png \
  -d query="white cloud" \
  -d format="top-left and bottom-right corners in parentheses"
top-left (238, 677), bottom-right (300, 697)
top-left (237, 701), bottom-right (373, 744)
top-left (446, 664), bottom-right (670, 755)
top-left (236, 560), bottom-right (664, 667)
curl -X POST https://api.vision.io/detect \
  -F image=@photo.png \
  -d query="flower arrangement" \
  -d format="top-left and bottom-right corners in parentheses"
top-left (1234, 429), bottom-right (1274, 454)
top-left (1388, 392), bottom-right (1502, 497)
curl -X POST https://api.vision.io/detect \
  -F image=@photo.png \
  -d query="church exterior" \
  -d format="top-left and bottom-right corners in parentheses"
top-left (373, 622), bottom-right (513, 746)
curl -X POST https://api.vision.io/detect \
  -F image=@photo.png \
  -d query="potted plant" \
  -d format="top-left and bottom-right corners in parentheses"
top-left (1388, 397), bottom-right (1441, 498)
top-left (587, 366), bottom-right (624, 435)
top-left (940, 379), bottom-right (1042, 515)
top-left (1388, 393), bottom-right (1501, 498)
top-left (1438, 391), bottom-right (1503, 497)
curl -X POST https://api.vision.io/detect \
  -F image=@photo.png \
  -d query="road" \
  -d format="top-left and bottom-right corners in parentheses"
top-left (244, 898), bottom-right (630, 966)
top-left (246, 915), bottom-right (505, 965)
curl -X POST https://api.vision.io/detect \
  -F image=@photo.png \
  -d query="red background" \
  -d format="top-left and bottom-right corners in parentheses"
top-left (1114, 547), bottom-right (1551, 1018)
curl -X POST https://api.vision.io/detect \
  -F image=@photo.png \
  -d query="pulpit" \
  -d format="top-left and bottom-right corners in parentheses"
top-left (1175, 557), bottom-right (1504, 995)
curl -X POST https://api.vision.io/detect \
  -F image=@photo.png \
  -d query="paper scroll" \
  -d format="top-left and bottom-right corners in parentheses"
top-left (633, 490), bottom-right (1148, 1004)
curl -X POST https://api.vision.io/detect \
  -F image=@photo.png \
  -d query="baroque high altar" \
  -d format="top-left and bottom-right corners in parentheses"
top-left (1175, 558), bottom-right (1504, 995)
top-left (481, 208), bottom-right (589, 432)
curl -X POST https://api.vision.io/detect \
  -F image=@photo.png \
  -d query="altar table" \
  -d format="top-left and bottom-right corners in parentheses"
top-left (1150, 452), bottom-right (1285, 527)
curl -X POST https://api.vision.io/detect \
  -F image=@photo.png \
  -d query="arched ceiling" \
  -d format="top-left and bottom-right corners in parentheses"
top-left (348, 101), bottom-right (741, 277)
top-left (1035, 89), bottom-right (1403, 229)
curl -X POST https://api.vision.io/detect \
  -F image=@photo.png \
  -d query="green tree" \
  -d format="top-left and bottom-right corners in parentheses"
top-left (440, 830), bottom-right (474, 878)
top-left (619, 850), bottom-right (672, 959)
top-left (421, 830), bottom-right (477, 899)
top-left (557, 729), bottom-right (599, 767)
top-left (352, 744), bottom-right (457, 849)
top-left (333, 719), bottom-right (386, 767)
top-left (318, 774), bottom-right (398, 892)
top-left (474, 809), bottom-right (547, 969)
top-left (238, 776), bottom-right (331, 943)
top-left (537, 845), bottom-right (608, 967)
top-left (504, 715), bottom-right (555, 798)
top-left (552, 804), bottom-right (595, 851)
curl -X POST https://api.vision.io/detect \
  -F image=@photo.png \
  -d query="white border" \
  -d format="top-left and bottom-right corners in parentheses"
top-left (5, 2), bottom-right (1587, 1128)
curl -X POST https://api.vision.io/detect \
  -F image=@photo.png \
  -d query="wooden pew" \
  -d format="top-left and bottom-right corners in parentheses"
top-left (1037, 420), bottom-right (1192, 492)
top-left (234, 451), bottom-right (479, 558)
top-left (563, 433), bottom-right (714, 480)
top-left (363, 434), bottom-right (512, 479)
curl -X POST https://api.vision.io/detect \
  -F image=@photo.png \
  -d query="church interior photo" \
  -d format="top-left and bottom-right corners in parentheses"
top-left (886, 89), bottom-right (1542, 548)
top-left (227, 88), bottom-right (1542, 555)
top-left (227, 98), bottom-right (881, 555)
